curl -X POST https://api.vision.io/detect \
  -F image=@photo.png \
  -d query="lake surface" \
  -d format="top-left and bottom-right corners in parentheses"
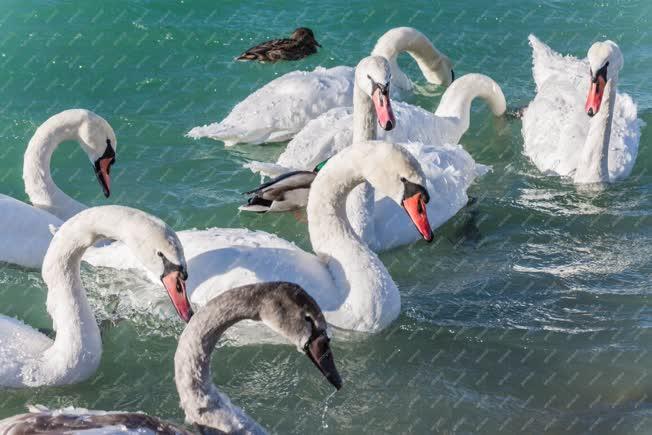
top-left (1, 0), bottom-right (651, 433)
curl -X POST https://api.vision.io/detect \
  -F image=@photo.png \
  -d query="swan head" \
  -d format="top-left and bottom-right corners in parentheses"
top-left (585, 40), bottom-right (623, 117)
top-left (356, 141), bottom-right (433, 242)
top-left (355, 56), bottom-right (396, 130)
top-left (258, 282), bottom-right (342, 390)
top-left (75, 110), bottom-right (117, 198)
top-left (290, 27), bottom-right (321, 47)
top-left (142, 224), bottom-right (193, 323)
top-left (107, 207), bottom-right (193, 323)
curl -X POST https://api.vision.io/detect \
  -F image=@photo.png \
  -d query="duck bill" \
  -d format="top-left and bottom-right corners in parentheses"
top-left (93, 157), bottom-right (113, 198)
top-left (305, 334), bottom-right (342, 390)
top-left (371, 88), bottom-right (395, 131)
top-left (161, 271), bottom-right (193, 323)
top-left (402, 192), bottom-right (433, 242)
top-left (585, 74), bottom-right (606, 117)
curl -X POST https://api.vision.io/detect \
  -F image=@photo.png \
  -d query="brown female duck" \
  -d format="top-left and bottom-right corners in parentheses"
top-left (236, 27), bottom-right (321, 62)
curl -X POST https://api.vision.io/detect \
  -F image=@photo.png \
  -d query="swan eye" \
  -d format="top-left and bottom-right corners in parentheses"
top-left (157, 251), bottom-right (164, 258)
top-left (400, 177), bottom-right (407, 183)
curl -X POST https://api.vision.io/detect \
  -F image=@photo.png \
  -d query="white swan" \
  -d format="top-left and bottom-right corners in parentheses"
top-left (0, 282), bottom-right (341, 434)
top-left (522, 35), bottom-right (643, 183)
top-left (0, 206), bottom-right (192, 388)
top-left (187, 27), bottom-right (453, 145)
top-left (85, 141), bottom-right (433, 333)
top-left (258, 72), bottom-right (506, 175)
top-left (246, 56), bottom-right (498, 252)
top-left (0, 109), bottom-right (117, 269)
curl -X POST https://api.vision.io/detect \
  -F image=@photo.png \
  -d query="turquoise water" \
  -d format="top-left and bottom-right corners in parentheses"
top-left (1, 0), bottom-right (652, 433)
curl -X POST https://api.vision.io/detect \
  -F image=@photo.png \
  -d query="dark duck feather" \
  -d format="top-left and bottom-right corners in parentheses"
top-left (239, 159), bottom-right (328, 213)
top-left (236, 27), bottom-right (321, 63)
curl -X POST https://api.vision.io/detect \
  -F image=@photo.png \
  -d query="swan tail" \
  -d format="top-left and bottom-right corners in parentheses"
top-left (244, 160), bottom-right (296, 178)
top-left (186, 123), bottom-right (241, 146)
top-left (528, 34), bottom-right (570, 92)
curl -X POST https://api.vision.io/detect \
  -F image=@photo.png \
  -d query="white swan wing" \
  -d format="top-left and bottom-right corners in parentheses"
top-left (372, 142), bottom-right (487, 251)
top-left (607, 91), bottom-right (643, 180)
top-left (0, 194), bottom-right (62, 269)
top-left (274, 101), bottom-right (442, 171)
top-left (522, 78), bottom-right (588, 177)
top-left (85, 227), bottom-right (340, 313)
top-left (277, 106), bottom-right (354, 170)
top-left (0, 315), bottom-right (53, 388)
top-left (187, 66), bottom-right (354, 146)
top-left (176, 228), bottom-right (338, 309)
top-left (529, 34), bottom-right (588, 92)
top-left (382, 102), bottom-right (444, 144)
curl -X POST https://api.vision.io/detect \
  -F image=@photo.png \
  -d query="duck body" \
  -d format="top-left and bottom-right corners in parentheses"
top-left (236, 27), bottom-right (321, 63)
top-left (240, 169), bottom-right (317, 213)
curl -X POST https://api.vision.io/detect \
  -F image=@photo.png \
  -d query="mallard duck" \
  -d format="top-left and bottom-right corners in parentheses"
top-left (236, 27), bottom-right (321, 63)
top-left (239, 159), bottom-right (327, 213)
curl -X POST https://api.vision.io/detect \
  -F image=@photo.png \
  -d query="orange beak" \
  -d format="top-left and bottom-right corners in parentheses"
top-left (402, 192), bottom-right (433, 242)
top-left (585, 74), bottom-right (606, 117)
top-left (94, 156), bottom-right (114, 198)
top-left (161, 271), bottom-right (193, 322)
top-left (371, 87), bottom-right (395, 131)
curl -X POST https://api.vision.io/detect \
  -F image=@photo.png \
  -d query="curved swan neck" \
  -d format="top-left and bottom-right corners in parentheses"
top-left (574, 77), bottom-right (617, 183)
top-left (38, 212), bottom-right (107, 386)
top-left (434, 73), bottom-right (507, 144)
top-left (371, 27), bottom-right (453, 90)
top-left (23, 113), bottom-right (88, 221)
top-left (174, 286), bottom-right (264, 434)
top-left (35, 206), bottom-right (174, 387)
top-left (307, 146), bottom-right (399, 331)
top-left (352, 78), bottom-right (376, 143)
